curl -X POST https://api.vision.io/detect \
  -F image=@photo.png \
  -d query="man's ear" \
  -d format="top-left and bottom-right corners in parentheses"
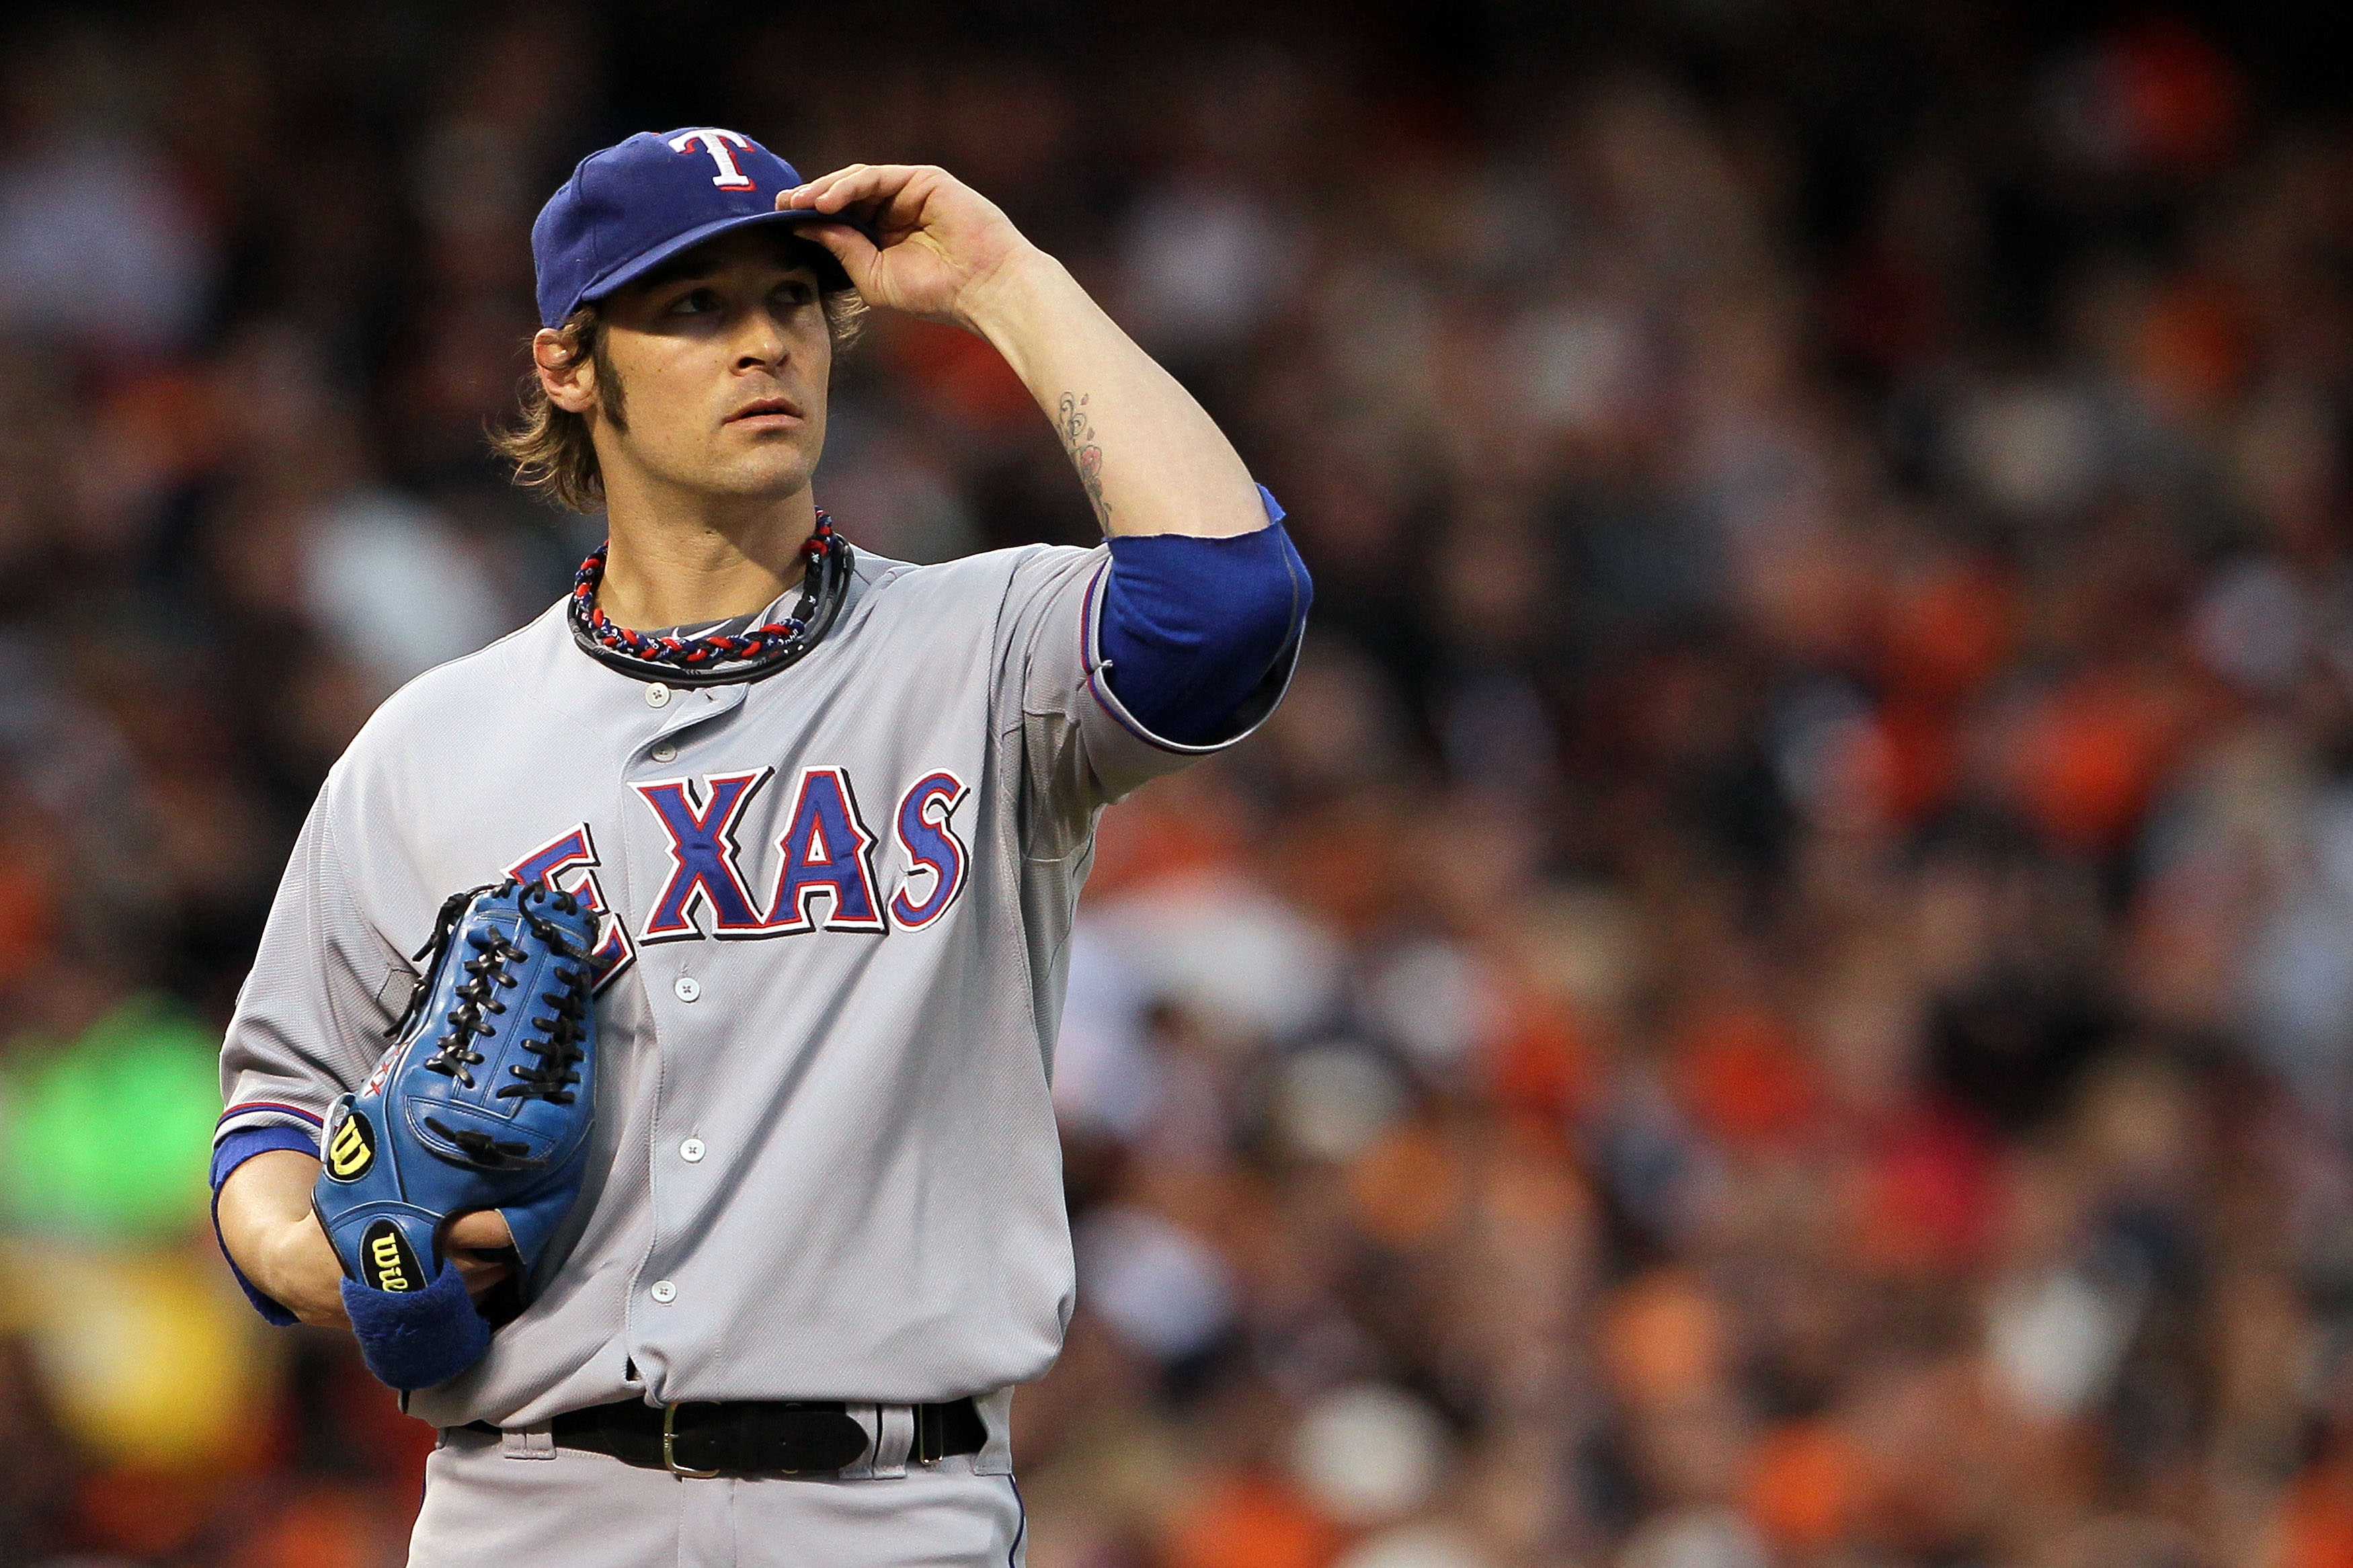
top-left (534, 328), bottom-right (598, 416)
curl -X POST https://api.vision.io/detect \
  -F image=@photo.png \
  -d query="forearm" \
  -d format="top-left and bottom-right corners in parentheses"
top-left (216, 1149), bottom-right (350, 1327)
top-left (965, 249), bottom-right (1264, 540)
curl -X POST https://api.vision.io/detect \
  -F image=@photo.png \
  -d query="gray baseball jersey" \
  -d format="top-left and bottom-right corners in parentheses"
top-left (216, 540), bottom-right (1294, 1432)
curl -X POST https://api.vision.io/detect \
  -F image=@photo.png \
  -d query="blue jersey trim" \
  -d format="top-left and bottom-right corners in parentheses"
top-left (210, 1124), bottom-right (320, 1327)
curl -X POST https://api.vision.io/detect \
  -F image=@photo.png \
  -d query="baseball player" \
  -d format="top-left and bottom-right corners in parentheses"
top-left (209, 128), bottom-right (1310, 1566)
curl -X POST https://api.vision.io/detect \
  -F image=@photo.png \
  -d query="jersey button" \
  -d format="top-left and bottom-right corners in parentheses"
top-left (680, 1138), bottom-right (706, 1163)
top-left (650, 1280), bottom-right (677, 1304)
top-left (645, 684), bottom-right (672, 708)
top-left (674, 976), bottom-right (701, 1003)
top-left (650, 743), bottom-right (678, 764)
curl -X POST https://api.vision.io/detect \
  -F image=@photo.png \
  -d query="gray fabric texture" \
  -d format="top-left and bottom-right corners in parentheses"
top-left (410, 1428), bottom-right (1025, 1567)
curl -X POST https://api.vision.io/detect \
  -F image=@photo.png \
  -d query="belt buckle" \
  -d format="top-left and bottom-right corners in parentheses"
top-left (914, 1401), bottom-right (943, 1467)
top-left (662, 1402), bottom-right (723, 1479)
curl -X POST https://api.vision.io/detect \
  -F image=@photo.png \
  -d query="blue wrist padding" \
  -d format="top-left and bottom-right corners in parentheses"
top-left (210, 1124), bottom-right (321, 1327)
top-left (1100, 487), bottom-right (1312, 745)
top-left (342, 1260), bottom-right (492, 1391)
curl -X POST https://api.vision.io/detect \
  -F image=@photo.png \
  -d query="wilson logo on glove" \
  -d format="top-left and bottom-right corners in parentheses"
top-left (325, 1108), bottom-right (376, 1180)
top-left (364, 1220), bottom-right (421, 1292)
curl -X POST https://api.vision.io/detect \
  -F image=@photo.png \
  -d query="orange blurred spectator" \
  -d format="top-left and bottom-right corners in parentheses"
top-left (2002, 667), bottom-right (2199, 856)
top-left (1164, 1471), bottom-right (1345, 1568)
top-left (1601, 1270), bottom-right (1729, 1412)
top-left (2275, 1450), bottom-right (2353, 1568)
top-left (1671, 1004), bottom-right (1823, 1153)
top-left (1743, 1418), bottom-right (1863, 1555)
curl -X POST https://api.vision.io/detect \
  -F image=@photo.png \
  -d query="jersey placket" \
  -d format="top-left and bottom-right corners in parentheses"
top-left (615, 678), bottom-right (748, 1389)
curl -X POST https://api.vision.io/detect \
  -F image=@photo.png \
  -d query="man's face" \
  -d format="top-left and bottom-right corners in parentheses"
top-left (562, 228), bottom-right (834, 504)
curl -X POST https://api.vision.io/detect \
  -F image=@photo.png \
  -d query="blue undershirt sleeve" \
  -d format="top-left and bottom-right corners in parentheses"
top-left (1099, 486), bottom-right (1312, 747)
top-left (210, 1125), bottom-right (321, 1326)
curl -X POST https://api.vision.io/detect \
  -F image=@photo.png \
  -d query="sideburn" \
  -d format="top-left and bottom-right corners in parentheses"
top-left (590, 325), bottom-right (629, 434)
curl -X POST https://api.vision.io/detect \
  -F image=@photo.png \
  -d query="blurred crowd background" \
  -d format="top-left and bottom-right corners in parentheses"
top-left (7, 1), bottom-right (2353, 1565)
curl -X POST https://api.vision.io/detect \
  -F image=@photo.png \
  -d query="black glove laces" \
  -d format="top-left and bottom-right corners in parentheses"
top-left (394, 881), bottom-right (593, 1120)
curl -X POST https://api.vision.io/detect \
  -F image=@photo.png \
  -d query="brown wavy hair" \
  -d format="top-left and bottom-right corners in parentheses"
top-left (492, 235), bottom-right (865, 513)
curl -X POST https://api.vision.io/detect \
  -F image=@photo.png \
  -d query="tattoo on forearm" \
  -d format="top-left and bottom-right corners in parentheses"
top-left (1056, 392), bottom-right (1110, 528)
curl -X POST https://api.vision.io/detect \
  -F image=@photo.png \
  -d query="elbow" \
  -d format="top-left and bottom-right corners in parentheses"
top-left (1103, 522), bottom-right (1310, 665)
top-left (1098, 521), bottom-right (1312, 745)
top-left (1230, 522), bottom-right (1312, 657)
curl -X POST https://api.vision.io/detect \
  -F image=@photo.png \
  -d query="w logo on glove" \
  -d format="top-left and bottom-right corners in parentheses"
top-left (325, 1110), bottom-right (376, 1180)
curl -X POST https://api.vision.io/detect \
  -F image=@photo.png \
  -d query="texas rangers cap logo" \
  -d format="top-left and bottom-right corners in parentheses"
top-left (530, 126), bottom-right (842, 330)
top-left (668, 128), bottom-right (757, 189)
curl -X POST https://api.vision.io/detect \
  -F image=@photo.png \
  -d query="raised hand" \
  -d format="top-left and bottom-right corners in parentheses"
top-left (776, 163), bottom-right (1040, 331)
top-left (784, 161), bottom-right (1265, 544)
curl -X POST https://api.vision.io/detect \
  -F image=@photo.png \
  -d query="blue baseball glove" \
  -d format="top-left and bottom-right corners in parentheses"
top-left (314, 878), bottom-right (598, 1388)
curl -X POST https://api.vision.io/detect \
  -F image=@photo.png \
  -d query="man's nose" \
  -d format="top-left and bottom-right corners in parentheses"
top-left (733, 308), bottom-right (793, 370)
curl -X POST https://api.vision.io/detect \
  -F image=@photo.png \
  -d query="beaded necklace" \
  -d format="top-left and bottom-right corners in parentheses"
top-left (567, 513), bottom-right (851, 685)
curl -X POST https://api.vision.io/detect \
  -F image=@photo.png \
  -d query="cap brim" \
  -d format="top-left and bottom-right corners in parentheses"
top-left (575, 207), bottom-right (860, 311)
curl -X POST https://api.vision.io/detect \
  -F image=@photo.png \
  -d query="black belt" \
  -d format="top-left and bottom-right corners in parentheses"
top-left (464, 1396), bottom-right (984, 1477)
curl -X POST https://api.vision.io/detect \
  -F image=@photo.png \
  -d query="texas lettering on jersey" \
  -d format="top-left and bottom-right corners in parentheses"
top-left (508, 766), bottom-right (970, 992)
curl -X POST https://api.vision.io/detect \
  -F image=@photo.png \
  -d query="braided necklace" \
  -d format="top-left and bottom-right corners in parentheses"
top-left (567, 513), bottom-right (852, 686)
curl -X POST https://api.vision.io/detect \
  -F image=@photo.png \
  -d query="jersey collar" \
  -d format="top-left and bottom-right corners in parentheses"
top-left (566, 518), bottom-right (856, 688)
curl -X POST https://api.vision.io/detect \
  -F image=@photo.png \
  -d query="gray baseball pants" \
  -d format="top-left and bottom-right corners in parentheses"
top-left (409, 1423), bottom-right (1027, 1567)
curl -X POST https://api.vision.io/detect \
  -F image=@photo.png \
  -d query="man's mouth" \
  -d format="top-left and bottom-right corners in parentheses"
top-left (725, 396), bottom-right (803, 425)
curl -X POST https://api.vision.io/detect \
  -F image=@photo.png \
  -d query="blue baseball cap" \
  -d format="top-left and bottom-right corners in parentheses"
top-left (532, 127), bottom-right (842, 329)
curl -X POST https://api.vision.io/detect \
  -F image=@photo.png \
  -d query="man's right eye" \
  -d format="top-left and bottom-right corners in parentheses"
top-left (668, 289), bottom-right (719, 316)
